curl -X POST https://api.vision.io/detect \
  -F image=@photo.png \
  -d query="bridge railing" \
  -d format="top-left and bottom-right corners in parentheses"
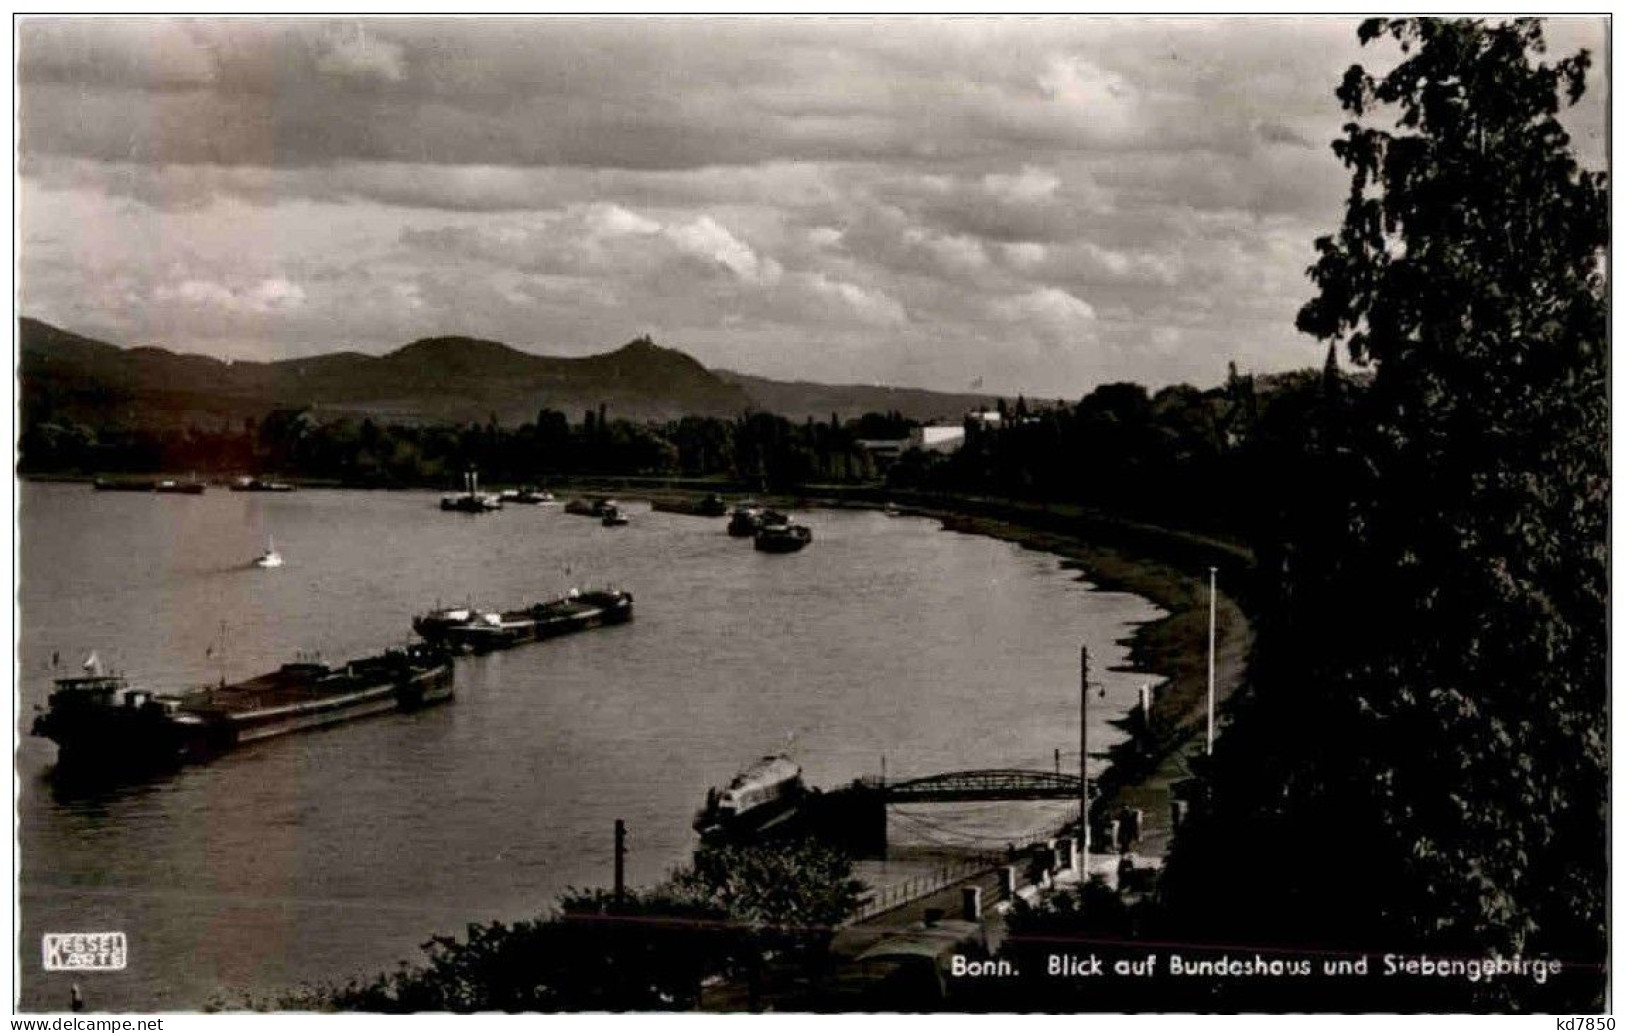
top-left (847, 808), bottom-right (1081, 925)
top-left (873, 768), bottom-right (1087, 802)
top-left (847, 851), bottom-right (1006, 925)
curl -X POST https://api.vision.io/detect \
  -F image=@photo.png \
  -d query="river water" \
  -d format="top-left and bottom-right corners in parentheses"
top-left (16, 482), bottom-right (1162, 1010)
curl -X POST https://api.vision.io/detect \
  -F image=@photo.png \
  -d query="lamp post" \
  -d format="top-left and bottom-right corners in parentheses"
top-left (1206, 567), bottom-right (1217, 755)
top-left (1080, 644), bottom-right (1090, 865)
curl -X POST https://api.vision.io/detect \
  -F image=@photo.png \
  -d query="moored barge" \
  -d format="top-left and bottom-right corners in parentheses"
top-left (231, 476), bottom-right (296, 492)
top-left (32, 645), bottom-right (453, 771)
top-left (564, 497), bottom-right (617, 517)
top-left (413, 588), bottom-right (634, 654)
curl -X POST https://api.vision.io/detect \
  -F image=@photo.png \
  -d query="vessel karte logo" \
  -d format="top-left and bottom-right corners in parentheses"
top-left (42, 932), bottom-right (127, 971)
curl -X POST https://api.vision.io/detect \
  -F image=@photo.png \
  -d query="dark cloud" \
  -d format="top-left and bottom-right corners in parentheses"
top-left (1256, 121), bottom-right (1315, 148)
top-left (17, 18), bottom-right (1369, 172)
top-left (16, 16), bottom-right (1609, 396)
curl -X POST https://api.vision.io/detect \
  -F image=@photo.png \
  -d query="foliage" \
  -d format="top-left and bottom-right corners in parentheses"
top-left (1158, 18), bottom-right (1607, 1011)
top-left (268, 889), bottom-right (737, 1012)
top-left (891, 367), bottom-right (1326, 541)
top-left (19, 405), bottom-right (884, 489)
top-left (669, 839), bottom-right (866, 955)
top-left (269, 838), bottom-right (864, 1012)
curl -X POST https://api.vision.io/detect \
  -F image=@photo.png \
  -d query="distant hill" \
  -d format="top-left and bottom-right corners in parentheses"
top-left (19, 319), bottom-right (752, 428)
top-left (18, 318), bottom-right (1004, 430)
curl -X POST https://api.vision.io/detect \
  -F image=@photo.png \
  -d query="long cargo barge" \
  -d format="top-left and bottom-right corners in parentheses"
top-left (32, 644), bottom-right (453, 771)
top-left (413, 588), bottom-right (633, 654)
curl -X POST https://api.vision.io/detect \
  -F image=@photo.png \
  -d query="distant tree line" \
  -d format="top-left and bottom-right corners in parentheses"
top-left (888, 364), bottom-right (1345, 541)
top-left (20, 368), bottom-right (1361, 546)
top-left (18, 406), bottom-right (916, 491)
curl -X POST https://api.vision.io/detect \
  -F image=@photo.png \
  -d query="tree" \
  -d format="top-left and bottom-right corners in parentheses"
top-left (267, 839), bottom-right (865, 1012)
top-left (1159, 18), bottom-right (1606, 1011)
top-left (261, 889), bottom-right (739, 1013)
top-left (669, 840), bottom-right (865, 953)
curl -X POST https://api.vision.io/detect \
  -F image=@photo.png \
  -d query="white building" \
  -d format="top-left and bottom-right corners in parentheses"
top-left (909, 424), bottom-right (967, 453)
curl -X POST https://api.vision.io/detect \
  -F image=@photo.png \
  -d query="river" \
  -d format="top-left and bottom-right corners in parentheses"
top-left (16, 482), bottom-right (1162, 1010)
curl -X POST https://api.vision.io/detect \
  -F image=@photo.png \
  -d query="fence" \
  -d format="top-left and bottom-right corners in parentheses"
top-left (847, 851), bottom-right (1006, 925)
top-left (844, 803), bottom-right (1082, 925)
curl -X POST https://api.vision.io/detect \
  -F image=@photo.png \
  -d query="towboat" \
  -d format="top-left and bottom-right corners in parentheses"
top-left (441, 470), bottom-right (502, 512)
top-left (32, 645), bottom-right (453, 772)
top-left (755, 521), bottom-right (813, 553)
top-left (727, 503), bottom-right (765, 537)
top-left (413, 588), bottom-right (634, 654)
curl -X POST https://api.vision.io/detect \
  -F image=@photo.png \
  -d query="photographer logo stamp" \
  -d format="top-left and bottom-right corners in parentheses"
top-left (42, 932), bottom-right (127, 971)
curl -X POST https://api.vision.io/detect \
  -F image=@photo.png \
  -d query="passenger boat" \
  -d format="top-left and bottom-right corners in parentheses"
top-left (412, 588), bottom-right (634, 654)
top-left (694, 754), bottom-right (806, 839)
top-left (755, 521), bottom-right (813, 553)
top-left (154, 479), bottom-right (206, 495)
top-left (31, 645), bottom-right (453, 772)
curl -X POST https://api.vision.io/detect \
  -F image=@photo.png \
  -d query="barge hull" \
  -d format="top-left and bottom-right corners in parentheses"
top-left (34, 649), bottom-right (454, 774)
top-left (227, 669), bottom-right (453, 745)
top-left (418, 591), bottom-right (634, 654)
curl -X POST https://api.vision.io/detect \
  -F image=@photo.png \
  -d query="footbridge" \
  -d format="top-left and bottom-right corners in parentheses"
top-left (718, 769), bottom-right (1089, 856)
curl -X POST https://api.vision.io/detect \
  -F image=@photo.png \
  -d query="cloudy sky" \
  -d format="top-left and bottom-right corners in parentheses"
top-left (18, 17), bottom-right (1608, 396)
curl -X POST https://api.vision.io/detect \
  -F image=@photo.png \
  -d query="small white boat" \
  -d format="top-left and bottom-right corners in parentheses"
top-left (253, 538), bottom-right (284, 568)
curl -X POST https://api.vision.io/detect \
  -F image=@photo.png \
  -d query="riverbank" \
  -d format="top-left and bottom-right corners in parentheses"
top-left (605, 483), bottom-right (1254, 857)
top-left (838, 496), bottom-right (1251, 860)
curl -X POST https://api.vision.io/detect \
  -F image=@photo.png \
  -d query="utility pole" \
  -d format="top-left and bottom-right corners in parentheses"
top-left (1206, 567), bottom-right (1218, 755)
top-left (613, 819), bottom-right (626, 909)
top-left (1080, 645), bottom-right (1090, 864)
